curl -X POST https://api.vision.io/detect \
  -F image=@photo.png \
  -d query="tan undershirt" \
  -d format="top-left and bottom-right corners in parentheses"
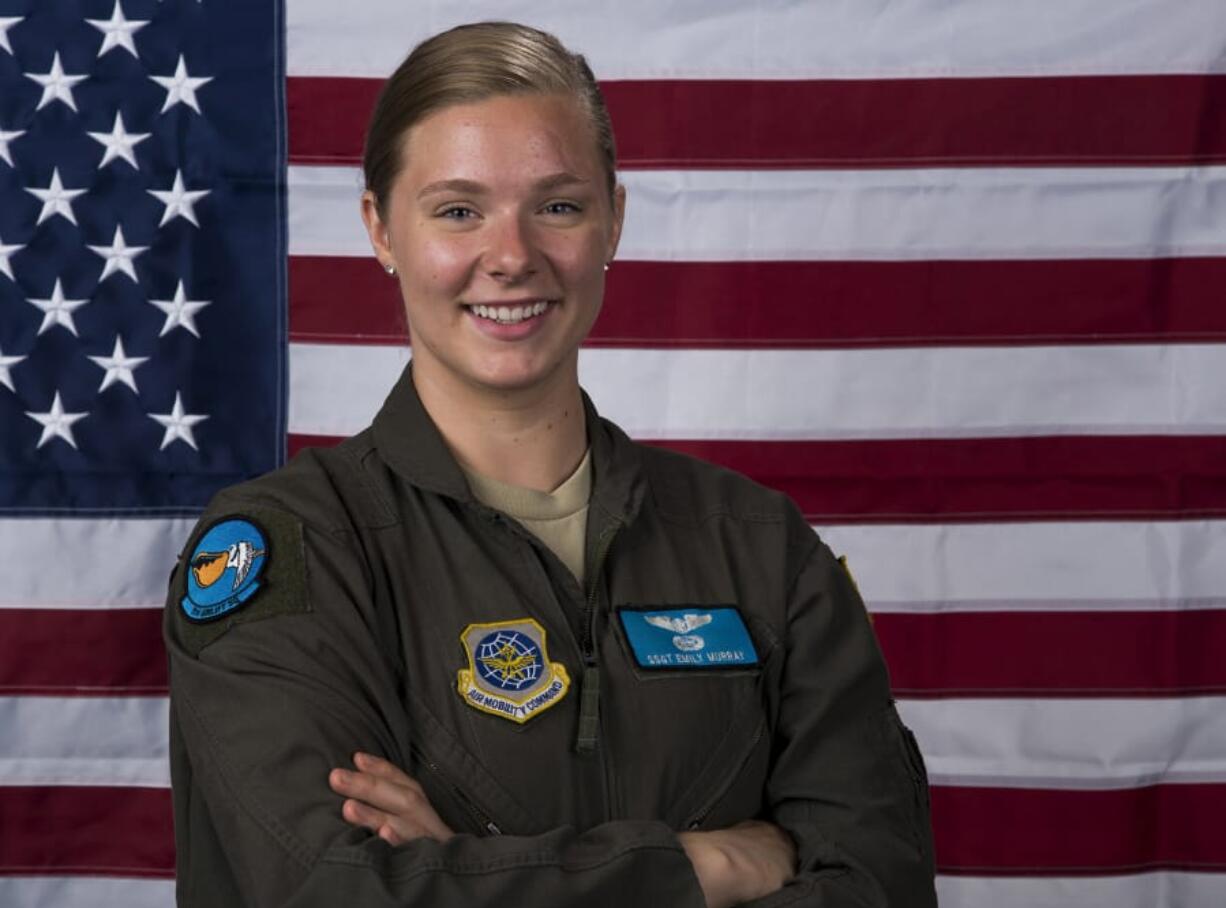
top-left (462, 450), bottom-right (592, 585)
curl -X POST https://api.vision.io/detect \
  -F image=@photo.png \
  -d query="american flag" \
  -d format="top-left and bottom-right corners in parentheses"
top-left (2, 1), bottom-right (1225, 906)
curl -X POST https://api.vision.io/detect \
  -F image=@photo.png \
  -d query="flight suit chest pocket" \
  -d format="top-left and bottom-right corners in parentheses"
top-left (609, 605), bottom-right (778, 829)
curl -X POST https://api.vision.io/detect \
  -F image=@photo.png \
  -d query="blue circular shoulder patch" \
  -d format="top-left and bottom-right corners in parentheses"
top-left (181, 518), bottom-right (269, 623)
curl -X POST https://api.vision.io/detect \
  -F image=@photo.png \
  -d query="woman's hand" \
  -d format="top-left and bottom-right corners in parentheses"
top-left (678, 820), bottom-right (797, 908)
top-left (328, 752), bottom-right (454, 845)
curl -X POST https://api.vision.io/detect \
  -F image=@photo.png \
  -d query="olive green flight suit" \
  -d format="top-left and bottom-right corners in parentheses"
top-left (165, 365), bottom-right (937, 907)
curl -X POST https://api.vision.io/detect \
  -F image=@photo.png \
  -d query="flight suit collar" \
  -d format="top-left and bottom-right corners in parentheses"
top-left (371, 362), bottom-right (645, 527)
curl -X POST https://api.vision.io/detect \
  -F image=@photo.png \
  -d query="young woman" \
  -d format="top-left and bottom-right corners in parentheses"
top-left (165, 22), bottom-right (936, 908)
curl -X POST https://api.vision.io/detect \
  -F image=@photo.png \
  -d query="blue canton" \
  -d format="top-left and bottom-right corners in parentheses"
top-left (0, 0), bottom-right (285, 514)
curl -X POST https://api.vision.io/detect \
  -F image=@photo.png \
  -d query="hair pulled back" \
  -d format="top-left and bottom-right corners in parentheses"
top-left (363, 21), bottom-right (617, 217)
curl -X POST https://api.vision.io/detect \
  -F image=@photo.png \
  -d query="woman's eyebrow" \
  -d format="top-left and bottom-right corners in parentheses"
top-left (535, 171), bottom-right (589, 191)
top-left (417, 178), bottom-right (487, 199)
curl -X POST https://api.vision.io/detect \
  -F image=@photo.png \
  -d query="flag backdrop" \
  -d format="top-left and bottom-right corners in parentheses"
top-left (2, 1), bottom-right (1226, 905)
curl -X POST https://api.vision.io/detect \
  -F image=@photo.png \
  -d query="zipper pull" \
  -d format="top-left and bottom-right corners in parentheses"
top-left (574, 665), bottom-right (600, 754)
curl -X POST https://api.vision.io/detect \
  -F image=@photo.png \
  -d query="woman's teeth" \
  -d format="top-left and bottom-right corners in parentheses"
top-left (469, 301), bottom-right (551, 324)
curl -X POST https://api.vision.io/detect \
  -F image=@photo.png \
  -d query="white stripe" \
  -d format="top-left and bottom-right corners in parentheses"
top-left (898, 697), bottom-right (1226, 790)
top-left (936, 872), bottom-right (1226, 908)
top-left (287, 342), bottom-right (1226, 440)
top-left (2, 873), bottom-right (1224, 908)
top-left (286, 0), bottom-right (1226, 78)
top-left (0, 697), bottom-right (169, 788)
top-left (10, 694), bottom-right (1224, 791)
top-left (6, 517), bottom-right (1226, 612)
top-left (821, 521), bottom-right (1226, 609)
top-left (288, 164), bottom-right (1226, 261)
top-left (0, 518), bottom-right (195, 609)
top-left (0, 878), bottom-right (174, 908)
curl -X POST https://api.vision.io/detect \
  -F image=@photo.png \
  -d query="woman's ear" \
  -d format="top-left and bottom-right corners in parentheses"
top-left (360, 190), bottom-right (395, 271)
top-left (606, 183), bottom-right (626, 264)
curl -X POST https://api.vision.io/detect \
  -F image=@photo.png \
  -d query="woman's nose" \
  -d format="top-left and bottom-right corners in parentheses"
top-left (483, 214), bottom-right (537, 282)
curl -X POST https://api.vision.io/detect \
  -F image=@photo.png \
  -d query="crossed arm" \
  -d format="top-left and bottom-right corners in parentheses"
top-left (329, 751), bottom-right (797, 908)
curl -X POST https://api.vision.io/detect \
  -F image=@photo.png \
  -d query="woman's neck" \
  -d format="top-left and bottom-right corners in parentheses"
top-left (411, 362), bottom-right (588, 493)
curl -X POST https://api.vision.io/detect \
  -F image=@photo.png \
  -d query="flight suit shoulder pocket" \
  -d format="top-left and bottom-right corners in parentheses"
top-left (169, 506), bottom-right (311, 657)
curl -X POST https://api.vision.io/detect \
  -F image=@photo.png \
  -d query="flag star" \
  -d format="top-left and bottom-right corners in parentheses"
top-left (0, 346), bottom-right (25, 393)
top-left (0, 17), bottom-right (21, 55)
top-left (148, 170), bottom-right (210, 227)
top-left (24, 52), bottom-right (88, 112)
top-left (149, 392), bottom-right (207, 450)
top-left (0, 234), bottom-right (22, 281)
top-left (150, 55), bottom-right (212, 114)
top-left (87, 112), bottom-right (149, 169)
top-left (28, 279), bottom-right (89, 336)
top-left (88, 225), bottom-right (148, 282)
top-left (150, 280), bottom-right (211, 337)
top-left (26, 392), bottom-right (88, 450)
top-left (88, 336), bottom-right (149, 393)
top-left (26, 168), bottom-right (88, 226)
top-left (86, 1), bottom-right (149, 59)
top-left (0, 128), bottom-right (24, 167)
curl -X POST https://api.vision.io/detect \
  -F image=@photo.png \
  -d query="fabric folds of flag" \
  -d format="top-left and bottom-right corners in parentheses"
top-left (2, 1), bottom-right (1225, 907)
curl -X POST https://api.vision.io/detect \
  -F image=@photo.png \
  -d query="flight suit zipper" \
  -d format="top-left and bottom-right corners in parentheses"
top-left (684, 719), bottom-right (766, 830)
top-left (574, 521), bottom-right (620, 755)
top-left (412, 746), bottom-right (502, 836)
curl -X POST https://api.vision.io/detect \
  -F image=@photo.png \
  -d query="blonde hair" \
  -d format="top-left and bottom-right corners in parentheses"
top-left (363, 21), bottom-right (617, 216)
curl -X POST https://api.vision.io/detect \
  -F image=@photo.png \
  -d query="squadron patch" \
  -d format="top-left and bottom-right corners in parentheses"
top-left (457, 618), bottom-right (570, 724)
top-left (618, 606), bottom-right (759, 669)
top-left (180, 518), bottom-right (269, 622)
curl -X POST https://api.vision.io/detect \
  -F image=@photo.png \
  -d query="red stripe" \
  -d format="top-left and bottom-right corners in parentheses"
top-left (289, 257), bottom-right (1226, 348)
top-left (933, 784), bottom-right (1226, 874)
top-left (289, 434), bottom-right (1226, 523)
top-left (877, 610), bottom-right (1226, 697)
top-left (0, 610), bottom-right (166, 696)
top-left (0, 787), bottom-right (173, 877)
top-left (288, 75), bottom-right (1226, 168)
top-left (5, 783), bottom-right (1220, 876)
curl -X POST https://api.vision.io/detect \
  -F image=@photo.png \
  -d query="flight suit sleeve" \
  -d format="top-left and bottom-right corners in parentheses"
top-left (743, 531), bottom-right (938, 907)
top-left (165, 501), bottom-right (707, 908)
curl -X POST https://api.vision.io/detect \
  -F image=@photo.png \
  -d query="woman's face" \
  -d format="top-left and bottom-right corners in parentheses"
top-left (362, 92), bottom-right (625, 398)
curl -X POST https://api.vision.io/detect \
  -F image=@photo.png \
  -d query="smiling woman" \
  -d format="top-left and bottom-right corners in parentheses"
top-left (163, 21), bottom-right (936, 908)
top-left (361, 92), bottom-right (624, 425)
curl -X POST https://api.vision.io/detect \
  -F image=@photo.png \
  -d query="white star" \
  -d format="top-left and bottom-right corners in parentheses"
top-left (26, 392), bottom-right (88, 450)
top-left (149, 281), bottom-right (211, 337)
top-left (87, 112), bottom-right (149, 169)
top-left (0, 346), bottom-right (25, 393)
top-left (88, 336), bottom-right (149, 393)
top-left (24, 52), bottom-right (88, 112)
top-left (0, 17), bottom-right (21, 55)
top-left (149, 392), bottom-right (208, 450)
top-left (148, 170), bottom-right (209, 227)
top-left (0, 128), bottom-right (23, 167)
top-left (26, 168), bottom-right (88, 226)
top-left (28, 279), bottom-right (89, 336)
top-left (86, 2), bottom-right (148, 58)
top-left (88, 225), bottom-right (148, 282)
top-left (149, 55), bottom-right (212, 114)
top-left (0, 234), bottom-right (21, 281)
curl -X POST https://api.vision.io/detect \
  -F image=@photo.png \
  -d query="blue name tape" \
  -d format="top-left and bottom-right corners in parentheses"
top-left (618, 607), bottom-right (758, 669)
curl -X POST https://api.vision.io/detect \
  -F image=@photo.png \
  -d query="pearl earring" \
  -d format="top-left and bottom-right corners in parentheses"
top-left (385, 263), bottom-right (396, 276)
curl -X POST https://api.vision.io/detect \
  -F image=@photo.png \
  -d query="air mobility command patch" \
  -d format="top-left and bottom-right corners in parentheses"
top-left (171, 507), bottom-right (309, 656)
top-left (457, 618), bottom-right (570, 724)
